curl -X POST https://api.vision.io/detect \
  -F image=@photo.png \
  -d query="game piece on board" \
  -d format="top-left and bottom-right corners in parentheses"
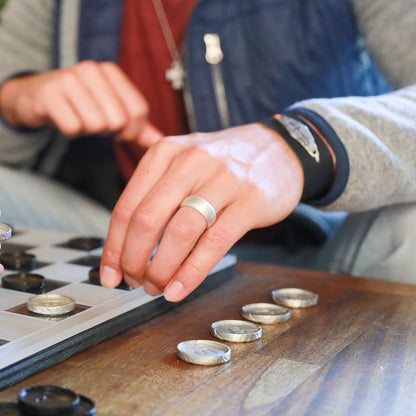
top-left (73, 395), bottom-right (96, 416)
top-left (210, 319), bottom-right (262, 342)
top-left (241, 302), bottom-right (291, 324)
top-left (2, 273), bottom-right (45, 293)
top-left (0, 252), bottom-right (37, 271)
top-left (0, 402), bottom-right (22, 415)
top-left (18, 385), bottom-right (80, 416)
top-left (176, 340), bottom-right (231, 365)
top-left (0, 223), bottom-right (12, 241)
top-left (26, 294), bottom-right (76, 316)
top-left (88, 267), bottom-right (100, 286)
top-left (67, 237), bottom-right (104, 251)
top-left (271, 287), bottom-right (318, 308)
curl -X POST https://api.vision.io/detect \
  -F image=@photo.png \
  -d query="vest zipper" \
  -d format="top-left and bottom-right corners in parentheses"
top-left (203, 33), bottom-right (231, 129)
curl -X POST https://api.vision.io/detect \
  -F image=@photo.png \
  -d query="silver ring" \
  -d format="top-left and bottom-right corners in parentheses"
top-left (180, 196), bottom-right (217, 228)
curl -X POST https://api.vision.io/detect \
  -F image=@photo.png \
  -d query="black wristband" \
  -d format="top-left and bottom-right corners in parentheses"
top-left (262, 114), bottom-right (334, 201)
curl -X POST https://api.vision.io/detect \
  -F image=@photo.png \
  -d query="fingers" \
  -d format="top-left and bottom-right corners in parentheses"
top-left (143, 167), bottom-right (240, 295)
top-left (142, 205), bottom-right (208, 295)
top-left (99, 62), bottom-right (150, 141)
top-left (103, 146), bottom-right (218, 287)
top-left (101, 124), bottom-right (304, 301)
top-left (100, 139), bottom-right (183, 288)
top-left (163, 202), bottom-right (250, 301)
top-left (100, 140), bottom-right (225, 289)
top-left (102, 149), bottom-right (251, 299)
top-left (73, 62), bottom-right (128, 132)
top-left (2, 61), bottom-right (151, 140)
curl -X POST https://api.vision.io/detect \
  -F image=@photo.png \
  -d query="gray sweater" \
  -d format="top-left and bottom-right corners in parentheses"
top-left (0, 0), bottom-right (415, 212)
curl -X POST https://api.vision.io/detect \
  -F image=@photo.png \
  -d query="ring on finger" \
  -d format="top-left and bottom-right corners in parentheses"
top-left (180, 196), bottom-right (217, 228)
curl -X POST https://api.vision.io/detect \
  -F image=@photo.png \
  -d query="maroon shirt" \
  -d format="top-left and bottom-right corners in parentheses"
top-left (115, 0), bottom-right (196, 182)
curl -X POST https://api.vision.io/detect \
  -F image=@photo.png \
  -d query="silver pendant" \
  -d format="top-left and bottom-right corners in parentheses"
top-left (279, 115), bottom-right (320, 163)
top-left (165, 60), bottom-right (185, 90)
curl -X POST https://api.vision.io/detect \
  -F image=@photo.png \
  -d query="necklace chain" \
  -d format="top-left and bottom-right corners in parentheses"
top-left (151, 0), bottom-right (185, 90)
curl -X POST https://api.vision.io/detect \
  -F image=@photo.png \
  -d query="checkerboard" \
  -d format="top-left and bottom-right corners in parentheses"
top-left (0, 227), bottom-right (237, 391)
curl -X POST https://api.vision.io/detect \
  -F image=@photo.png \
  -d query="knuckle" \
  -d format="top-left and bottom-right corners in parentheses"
top-left (100, 61), bottom-right (119, 71)
top-left (59, 70), bottom-right (78, 88)
top-left (61, 121), bottom-right (82, 137)
top-left (217, 163), bottom-right (236, 181)
top-left (146, 267), bottom-right (169, 287)
top-left (75, 60), bottom-right (99, 74)
top-left (183, 146), bottom-right (206, 160)
top-left (121, 261), bottom-right (139, 277)
top-left (204, 230), bottom-right (230, 252)
top-left (147, 138), bottom-right (173, 157)
top-left (131, 207), bottom-right (159, 234)
top-left (113, 199), bottom-right (136, 224)
top-left (129, 102), bottom-right (149, 121)
top-left (186, 260), bottom-right (204, 277)
top-left (168, 146), bottom-right (209, 179)
top-left (86, 121), bottom-right (107, 134)
top-left (180, 146), bottom-right (209, 168)
top-left (102, 245), bottom-right (121, 266)
top-left (109, 116), bottom-right (127, 132)
top-left (169, 220), bottom-right (196, 242)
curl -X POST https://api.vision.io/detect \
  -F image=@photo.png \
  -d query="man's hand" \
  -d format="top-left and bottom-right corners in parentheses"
top-left (100, 123), bottom-right (304, 302)
top-left (0, 60), bottom-right (162, 147)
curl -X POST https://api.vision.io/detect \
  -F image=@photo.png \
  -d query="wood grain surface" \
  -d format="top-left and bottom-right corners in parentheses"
top-left (1, 262), bottom-right (416, 416)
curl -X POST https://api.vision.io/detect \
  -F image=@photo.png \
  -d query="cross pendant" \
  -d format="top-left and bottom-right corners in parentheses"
top-left (165, 60), bottom-right (185, 90)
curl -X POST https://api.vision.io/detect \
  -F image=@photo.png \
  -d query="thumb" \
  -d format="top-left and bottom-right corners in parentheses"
top-left (136, 123), bottom-right (164, 148)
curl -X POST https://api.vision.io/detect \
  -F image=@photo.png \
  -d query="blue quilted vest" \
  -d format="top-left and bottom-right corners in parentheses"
top-left (56, 0), bottom-right (390, 132)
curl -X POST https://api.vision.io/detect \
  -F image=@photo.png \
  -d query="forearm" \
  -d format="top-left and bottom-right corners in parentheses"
top-left (352, 0), bottom-right (416, 89)
top-left (290, 84), bottom-right (416, 212)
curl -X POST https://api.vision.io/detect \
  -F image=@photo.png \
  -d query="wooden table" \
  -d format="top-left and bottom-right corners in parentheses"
top-left (1, 261), bottom-right (416, 416)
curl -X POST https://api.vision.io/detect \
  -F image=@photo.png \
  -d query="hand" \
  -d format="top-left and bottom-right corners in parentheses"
top-left (100, 123), bottom-right (304, 302)
top-left (0, 61), bottom-right (163, 147)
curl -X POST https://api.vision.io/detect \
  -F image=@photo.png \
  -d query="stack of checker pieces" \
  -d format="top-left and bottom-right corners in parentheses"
top-left (176, 288), bottom-right (318, 365)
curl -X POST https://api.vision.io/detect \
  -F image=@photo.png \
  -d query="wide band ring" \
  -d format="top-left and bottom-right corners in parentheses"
top-left (180, 196), bottom-right (217, 228)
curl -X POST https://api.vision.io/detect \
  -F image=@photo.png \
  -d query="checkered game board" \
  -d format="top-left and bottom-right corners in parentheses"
top-left (0, 227), bottom-right (237, 391)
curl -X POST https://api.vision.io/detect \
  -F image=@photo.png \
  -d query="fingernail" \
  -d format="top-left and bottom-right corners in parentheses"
top-left (164, 280), bottom-right (184, 302)
top-left (101, 265), bottom-right (120, 288)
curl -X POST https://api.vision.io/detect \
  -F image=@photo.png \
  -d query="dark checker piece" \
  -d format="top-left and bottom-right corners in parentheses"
top-left (67, 237), bottom-right (104, 251)
top-left (74, 395), bottom-right (96, 416)
top-left (2, 273), bottom-right (45, 293)
top-left (88, 267), bottom-right (101, 286)
top-left (0, 402), bottom-right (22, 415)
top-left (0, 252), bottom-right (37, 271)
top-left (18, 385), bottom-right (80, 416)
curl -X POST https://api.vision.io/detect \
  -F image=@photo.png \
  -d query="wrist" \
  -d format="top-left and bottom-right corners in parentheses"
top-left (0, 78), bottom-right (20, 126)
top-left (0, 72), bottom-right (43, 130)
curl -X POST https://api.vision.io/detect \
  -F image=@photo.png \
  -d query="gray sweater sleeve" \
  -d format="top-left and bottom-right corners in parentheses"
top-left (0, 0), bottom-right (55, 168)
top-left (290, 0), bottom-right (416, 212)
